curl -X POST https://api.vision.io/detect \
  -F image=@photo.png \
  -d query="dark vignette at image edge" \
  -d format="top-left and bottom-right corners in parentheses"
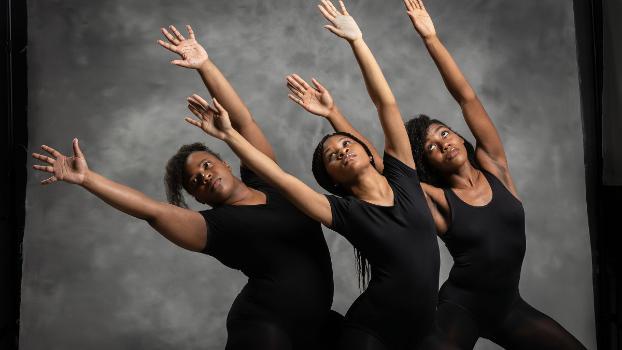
top-left (2, 0), bottom-right (621, 349)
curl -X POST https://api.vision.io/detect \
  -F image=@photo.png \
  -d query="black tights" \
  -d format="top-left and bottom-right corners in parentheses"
top-left (337, 327), bottom-right (388, 350)
top-left (421, 297), bottom-right (586, 350)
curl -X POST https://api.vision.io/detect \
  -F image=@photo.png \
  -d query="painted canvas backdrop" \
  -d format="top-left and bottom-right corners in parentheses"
top-left (22, 0), bottom-right (595, 348)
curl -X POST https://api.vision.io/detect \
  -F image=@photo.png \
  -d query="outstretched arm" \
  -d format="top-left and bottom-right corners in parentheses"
top-left (318, 1), bottom-right (414, 167)
top-left (286, 74), bottom-right (384, 172)
top-left (404, 0), bottom-right (508, 169)
top-left (158, 25), bottom-right (276, 162)
top-left (32, 139), bottom-right (207, 251)
top-left (185, 96), bottom-right (334, 227)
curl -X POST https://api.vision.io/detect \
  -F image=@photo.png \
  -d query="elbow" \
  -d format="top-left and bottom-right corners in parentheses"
top-left (458, 91), bottom-right (478, 107)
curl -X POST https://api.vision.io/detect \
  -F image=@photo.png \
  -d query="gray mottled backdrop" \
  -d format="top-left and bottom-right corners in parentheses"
top-left (22, 0), bottom-right (595, 349)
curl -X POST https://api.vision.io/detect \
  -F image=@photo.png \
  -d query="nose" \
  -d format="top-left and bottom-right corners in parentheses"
top-left (337, 146), bottom-right (350, 159)
top-left (442, 141), bottom-right (453, 152)
top-left (200, 171), bottom-right (212, 184)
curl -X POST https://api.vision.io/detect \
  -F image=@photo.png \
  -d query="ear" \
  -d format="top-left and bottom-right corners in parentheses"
top-left (222, 160), bottom-right (232, 171)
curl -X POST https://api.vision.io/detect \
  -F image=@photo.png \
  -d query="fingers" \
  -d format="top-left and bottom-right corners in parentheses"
top-left (322, 0), bottom-right (340, 16)
top-left (318, 3), bottom-right (336, 22)
top-left (41, 176), bottom-right (58, 185)
top-left (338, 0), bottom-right (349, 15)
top-left (287, 94), bottom-right (305, 107)
top-left (212, 98), bottom-right (227, 115)
top-left (286, 75), bottom-right (306, 93)
top-left (157, 39), bottom-right (181, 54)
top-left (33, 164), bottom-right (54, 173)
top-left (190, 94), bottom-right (211, 109)
top-left (32, 152), bottom-right (55, 165)
top-left (184, 116), bottom-right (203, 128)
top-left (311, 78), bottom-right (326, 92)
top-left (418, 0), bottom-right (426, 10)
top-left (72, 138), bottom-right (84, 158)
top-left (186, 25), bottom-right (195, 40)
top-left (160, 27), bottom-right (180, 45)
top-left (403, 0), bottom-right (414, 12)
top-left (169, 25), bottom-right (186, 41)
top-left (41, 145), bottom-right (61, 158)
top-left (287, 84), bottom-right (305, 99)
top-left (292, 73), bottom-right (311, 90)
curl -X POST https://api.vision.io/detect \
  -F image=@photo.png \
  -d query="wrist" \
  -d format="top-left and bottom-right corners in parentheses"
top-left (349, 36), bottom-right (364, 46)
top-left (222, 128), bottom-right (239, 143)
top-left (80, 169), bottom-right (95, 188)
top-left (325, 105), bottom-right (341, 120)
top-left (197, 58), bottom-right (213, 72)
top-left (422, 34), bottom-right (439, 44)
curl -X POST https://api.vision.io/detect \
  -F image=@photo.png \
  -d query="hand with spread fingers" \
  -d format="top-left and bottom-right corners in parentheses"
top-left (286, 74), bottom-right (335, 118)
top-left (318, 0), bottom-right (362, 42)
top-left (185, 94), bottom-right (233, 140)
top-left (157, 24), bottom-right (209, 69)
top-left (32, 139), bottom-right (89, 185)
top-left (403, 0), bottom-right (436, 39)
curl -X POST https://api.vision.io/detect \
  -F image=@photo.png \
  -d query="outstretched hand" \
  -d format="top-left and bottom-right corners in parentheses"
top-left (286, 74), bottom-right (335, 117)
top-left (185, 94), bottom-right (233, 140)
top-left (403, 0), bottom-right (436, 39)
top-left (32, 138), bottom-right (89, 185)
top-left (318, 0), bottom-right (362, 42)
top-left (158, 25), bottom-right (209, 69)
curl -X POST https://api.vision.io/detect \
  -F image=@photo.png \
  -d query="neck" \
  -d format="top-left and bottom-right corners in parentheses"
top-left (223, 178), bottom-right (258, 205)
top-left (347, 166), bottom-right (392, 203)
top-left (445, 161), bottom-right (480, 189)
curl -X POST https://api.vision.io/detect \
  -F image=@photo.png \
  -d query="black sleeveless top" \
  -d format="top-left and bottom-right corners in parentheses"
top-left (441, 169), bottom-right (526, 293)
top-left (200, 167), bottom-right (334, 336)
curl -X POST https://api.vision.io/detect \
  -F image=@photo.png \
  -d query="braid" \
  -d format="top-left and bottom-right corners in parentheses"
top-left (311, 131), bottom-right (375, 289)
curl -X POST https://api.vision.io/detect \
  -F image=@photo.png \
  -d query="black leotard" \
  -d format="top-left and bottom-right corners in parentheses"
top-left (423, 169), bottom-right (585, 349)
top-left (327, 153), bottom-right (439, 349)
top-left (200, 167), bottom-right (338, 350)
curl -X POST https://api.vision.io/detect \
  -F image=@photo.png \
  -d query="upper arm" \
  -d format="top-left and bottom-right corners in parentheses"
top-left (271, 173), bottom-right (333, 227)
top-left (420, 183), bottom-right (450, 235)
top-left (149, 204), bottom-right (207, 252)
top-left (378, 104), bottom-right (416, 169)
top-left (461, 97), bottom-right (507, 166)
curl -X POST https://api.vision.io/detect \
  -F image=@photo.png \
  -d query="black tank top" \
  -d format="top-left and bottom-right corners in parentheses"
top-left (441, 169), bottom-right (526, 292)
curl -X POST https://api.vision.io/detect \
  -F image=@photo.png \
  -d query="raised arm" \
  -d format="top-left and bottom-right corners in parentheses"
top-left (32, 139), bottom-right (207, 251)
top-left (318, 1), bottom-right (414, 167)
top-left (404, 0), bottom-right (508, 169)
top-left (158, 25), bottom-right (276, 162)
top-left (185, 96), bottom-right (334, 227)
top-left (286, 73), bottom-right (384, 172)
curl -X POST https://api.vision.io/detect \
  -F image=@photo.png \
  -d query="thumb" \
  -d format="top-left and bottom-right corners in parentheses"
top-left (324, 25), bottom-right (346, 37)
top-left (73, 138), bottom-right (85, 158)
top-left (311, 78), bottom-right (326, 93)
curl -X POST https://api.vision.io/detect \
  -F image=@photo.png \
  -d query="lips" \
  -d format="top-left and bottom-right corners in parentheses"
top-left (342, 152), bottom-right (357, 166)
top-left (208, 178), bottom-right (222, 191)
top-left (445, 147), bottom-right (459, 160)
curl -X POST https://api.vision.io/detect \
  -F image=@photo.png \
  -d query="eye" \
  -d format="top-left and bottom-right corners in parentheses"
top-left (343, 140), bottom-right (351, 147)
top-left (428, 144), bottom-right (437, 152)
top-left (441, 130), bottom-right (449, 138)
top-left (328, 152), bottom-right (337, 161)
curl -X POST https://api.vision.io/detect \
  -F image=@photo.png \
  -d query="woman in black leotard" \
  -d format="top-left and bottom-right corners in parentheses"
top-left (400, 1), bottom-right (586, 348)
top-left (31, 25), bottom-right (338, 350)
top-left (185, 2), bottom-right (439, 349)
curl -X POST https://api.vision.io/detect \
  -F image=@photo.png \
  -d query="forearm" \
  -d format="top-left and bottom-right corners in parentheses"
top-left (196, 59), bottom-right (253, 128)
top-left (349, 39), bottom-right (397, 107)
top-left (81, 170), bottom-right (164, 222)
top-left (423, 35), bottom-right (476, 105)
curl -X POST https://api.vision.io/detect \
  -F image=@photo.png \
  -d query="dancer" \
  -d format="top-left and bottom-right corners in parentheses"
top-left (185, 2), bottom-right (439, 348)
top-left (31, 25), bottom-right (338, 350)
top-left (402, 1), bottom-right (586, 348)
top-left (287, 0), bottom-right (587, 347)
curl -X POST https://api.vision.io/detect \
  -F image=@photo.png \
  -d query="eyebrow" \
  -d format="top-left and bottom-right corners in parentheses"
top-left (430, 124), bottom-right (445, 135)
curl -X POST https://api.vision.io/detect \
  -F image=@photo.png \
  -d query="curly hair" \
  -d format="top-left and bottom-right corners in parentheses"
top-left (405, 114), bottom-right (479, 187)
top-left (311, 131), bottom-right (375, 289)
top-left (164, 142), bottom-right (223, 208)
